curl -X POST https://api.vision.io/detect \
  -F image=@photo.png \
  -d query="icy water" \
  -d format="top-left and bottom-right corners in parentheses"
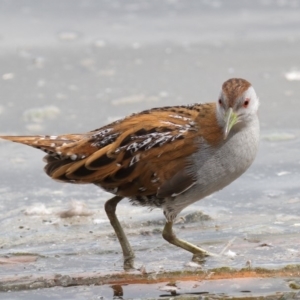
top-left (1, 0), bottom-right (300, 299)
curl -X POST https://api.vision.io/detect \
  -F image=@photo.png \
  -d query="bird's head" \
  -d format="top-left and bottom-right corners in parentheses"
top-left (216, 78), bottom-right (259, 139)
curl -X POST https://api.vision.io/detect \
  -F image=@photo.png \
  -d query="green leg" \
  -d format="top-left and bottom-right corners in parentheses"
top-left (162, 221), bottom-right (211, 261)
top-left (104, 196), bottom-right (135, 270)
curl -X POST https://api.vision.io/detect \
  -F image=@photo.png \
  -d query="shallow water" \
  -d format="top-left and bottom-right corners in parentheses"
top-left (2, 277), bottom-right (300, 299)
top-left (1, 0), bottom-right (300, 299)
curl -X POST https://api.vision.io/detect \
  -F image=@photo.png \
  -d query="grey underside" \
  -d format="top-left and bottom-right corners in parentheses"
top-left (161, 117), bottom-right (260, 221)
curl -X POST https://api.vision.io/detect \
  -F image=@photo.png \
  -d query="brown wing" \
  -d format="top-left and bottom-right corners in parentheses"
top-left (1, 103), bottom-right (222, 198)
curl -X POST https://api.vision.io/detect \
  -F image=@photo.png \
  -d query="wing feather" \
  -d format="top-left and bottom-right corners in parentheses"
top-left (1, 103), bottom-right (223, 198)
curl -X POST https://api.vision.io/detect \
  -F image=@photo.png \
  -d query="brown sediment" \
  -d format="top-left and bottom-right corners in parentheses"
top-left (1, 265), bottom-right (300, 292)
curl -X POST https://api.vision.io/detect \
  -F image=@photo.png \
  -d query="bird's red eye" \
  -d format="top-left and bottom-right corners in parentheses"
top-left (218, 99), bottom-right (222, 105)
top-left (243, 99), bottom-right (250, 107)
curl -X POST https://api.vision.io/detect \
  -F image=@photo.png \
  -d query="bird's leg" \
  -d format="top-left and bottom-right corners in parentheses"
top-left (104, 196), bottom-right (135, 270)
top-left (162, 221), bottom-right (211, 261)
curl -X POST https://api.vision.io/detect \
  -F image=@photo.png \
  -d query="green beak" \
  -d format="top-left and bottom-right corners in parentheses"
top-left (224, 107), bottom-right (238, 140)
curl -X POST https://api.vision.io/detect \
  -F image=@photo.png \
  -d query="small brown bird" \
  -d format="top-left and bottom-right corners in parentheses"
top-left (1, 78), bottom-right (260, 269)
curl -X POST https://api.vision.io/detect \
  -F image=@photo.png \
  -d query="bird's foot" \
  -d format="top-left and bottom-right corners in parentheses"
top-left (123, 255), bottom-right (135, 271)
top-left (192, 250), bottom-right (218, 263)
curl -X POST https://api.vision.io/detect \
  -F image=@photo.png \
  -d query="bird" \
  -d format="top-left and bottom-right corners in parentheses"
top-left (0, 78), bottom-right (260, 270)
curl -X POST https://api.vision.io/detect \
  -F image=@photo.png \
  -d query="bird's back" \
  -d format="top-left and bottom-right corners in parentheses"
top-left (0, 103), bottom-right (221, 203)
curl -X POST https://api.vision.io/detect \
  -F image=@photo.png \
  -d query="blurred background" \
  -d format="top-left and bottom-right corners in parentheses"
top-left (0, 0), bottom-right (300, 298)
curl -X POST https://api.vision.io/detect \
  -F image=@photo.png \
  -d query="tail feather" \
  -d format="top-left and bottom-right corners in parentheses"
top-left (0, 135), bottom-right (45, 144)
top-left (0, 134), bottom-right (85, 159)
top-left (1, 135), bottom-right (77, 146)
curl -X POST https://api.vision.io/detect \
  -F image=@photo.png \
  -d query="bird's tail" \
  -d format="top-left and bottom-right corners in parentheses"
top-left (0, 134), bottom-right (84, 157)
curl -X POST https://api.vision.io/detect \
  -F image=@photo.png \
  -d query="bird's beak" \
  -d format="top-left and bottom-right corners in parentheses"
top-left (224, 107), bottom-right (238, 140)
